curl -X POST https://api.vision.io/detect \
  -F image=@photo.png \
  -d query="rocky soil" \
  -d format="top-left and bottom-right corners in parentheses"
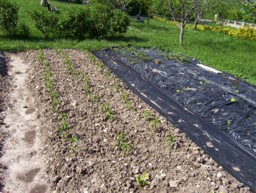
top-left (0, 49), bottom-right (252, 193)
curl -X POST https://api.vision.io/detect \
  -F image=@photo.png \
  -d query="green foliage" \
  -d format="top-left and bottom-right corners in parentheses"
top-left (110, 9), bottom-right (130, 36)
top-left (0, 0), bottom-right (19, 36)
top-left (60, 113), bottom-right (71, 134)
top-left (135, 172), bottom-right (150, 187)
top-left (117, 131), bottom-right (132, 155)
top-left (16, 22), bottom-right (30, 38)
top-left (166, 134), bottom-right (176, 145)
top-left (140, 110), bottom-right (152, 120)
top-left (150, 118), bottom-right (161, 132)
top-left (101, 102), bottom-right (115, 121)
top-left (31, 9), bottom-right (60, 38)
top-left (61, 6), bottom-right (91, 39)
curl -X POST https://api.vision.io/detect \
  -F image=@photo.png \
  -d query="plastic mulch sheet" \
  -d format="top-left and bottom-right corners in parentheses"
top-left (93, 47), bottom-right (256, 192)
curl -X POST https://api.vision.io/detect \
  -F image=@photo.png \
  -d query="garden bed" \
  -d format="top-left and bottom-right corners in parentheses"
top-left (93, 47), bottom-right (256, 192)
top-left (0, 49), bottom-right (252, 192)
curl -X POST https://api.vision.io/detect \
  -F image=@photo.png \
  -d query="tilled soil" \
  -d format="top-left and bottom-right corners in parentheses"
top-left (2, 49), bottom-right (252, 193)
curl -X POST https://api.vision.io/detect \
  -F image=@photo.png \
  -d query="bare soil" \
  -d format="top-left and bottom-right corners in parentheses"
top-left (0, 49), bottom-right (252, 193)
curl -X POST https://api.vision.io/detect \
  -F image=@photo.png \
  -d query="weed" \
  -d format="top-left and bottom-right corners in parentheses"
top-left (166, 134), bottom-right (176, 145)
top-left (126, 100), bottom-right (136, 111)
top-left (117, 131), bottom-right (132, 155)
top-left (135, 172), bottom-right (150, 187)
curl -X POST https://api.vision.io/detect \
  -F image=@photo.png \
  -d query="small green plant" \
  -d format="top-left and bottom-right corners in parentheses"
top-left (96, 62), bottom-right (104, 71)
top-left (65, 56), bottom-right (74, 74)
top-left (140, 110), bottom-right (152, 121)
top-left (122, 92), bottom-right (129, 102)
top-left (117, 131), bottom-right (132, 155)
top-left (70, 134), bottom-right (79, 153)
top-left (101, 102), bottom-right (115, 121)
top-left (50, 91), bottom-right (60, 111)
top-left (135, 172), bottom-right (150, 187)
top-left (230, 97), bottom-right (237, 103)
top-left (166, 134), bottom-right (176, 145)
top-left (227, 119), bottom-right (232, 126)
top-left (150, 118), bottom-right (161, 132)
top-left (104, 70), bottom-right (111, 78)
top-left (82, 76), bottom-right (92, 94)
top-left (60, 113), bottom-right (70, 135)
top-left (113, 78), bottom-right (120, 92)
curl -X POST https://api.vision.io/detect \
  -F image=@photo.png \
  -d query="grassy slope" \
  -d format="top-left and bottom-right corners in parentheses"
top-left (1, 0), bottom-right (256, 85)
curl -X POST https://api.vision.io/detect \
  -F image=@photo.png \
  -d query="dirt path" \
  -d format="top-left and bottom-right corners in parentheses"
top-left (0, 55), bottom-right (50, 193)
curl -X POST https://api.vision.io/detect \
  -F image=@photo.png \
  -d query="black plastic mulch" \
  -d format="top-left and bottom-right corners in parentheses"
top-left (93, 47), bottom-right (256, 192)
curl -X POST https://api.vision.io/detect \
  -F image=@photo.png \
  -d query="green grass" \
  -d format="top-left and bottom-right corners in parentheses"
top-left (1, 0), bottom-right (256, 85)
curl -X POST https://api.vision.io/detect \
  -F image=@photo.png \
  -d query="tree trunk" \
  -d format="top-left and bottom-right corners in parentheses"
top-left (40, 0), bottom-right (48, 6)
top-left (194, 19), bottom-right (199, 29)
top-left (179, 25), bottom-right (185, 45)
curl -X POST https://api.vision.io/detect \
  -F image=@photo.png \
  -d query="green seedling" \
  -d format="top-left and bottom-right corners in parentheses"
top-left (126, 100), bottom-right (136, 111)
top-left (37, 50), bottom-right (45, 62)
top-left (154, 59), bottom-right (161, 65)
top-left (104, 70), bottom-right (111, 78)
top-left (122, 92), bottom-right (129, 102)
top-left (96, 62), bottom-right (104, 71)
top-left (135, 172), bottom-right (150, 187)
top-left (50, 91), bottom-right (60, 111)
top-left (166, 134), bottom-right (176, 145)
top-left (60, 113), bottom-right (70, 135)
top-left (150, 118), bottom-right (161, 132)
top-left (117, 131), bottom-right (132, 155)
top-left (113, 78), bottom-right (120, 92)
top-left (88, 93), bottom-right (99, 103)
top-left (230, 97), bottom-right (237, 103)
top-left (140, 110), bottom-right (152, 121)
top-left (227, 119), bottom-right (232, 126)
top-left (70, 134), bottom-right (79, 153)
top-left (101, 102), bottom-right (115, 122)
top-left (234, 89), bottom-right (239, 94)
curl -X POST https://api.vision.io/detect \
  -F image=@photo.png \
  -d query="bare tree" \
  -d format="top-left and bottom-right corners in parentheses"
top-left (109, 0), bottom-right (132, 10)
top-left (167, 0), bottom-right (196, 45)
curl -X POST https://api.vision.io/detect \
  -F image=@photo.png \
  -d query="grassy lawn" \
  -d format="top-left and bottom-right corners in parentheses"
top-left (1, 0), bottom-right (256, 85)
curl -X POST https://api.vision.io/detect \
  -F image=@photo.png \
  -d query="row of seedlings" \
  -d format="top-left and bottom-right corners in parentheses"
top-left (37, 50), bottom-right (78, 153)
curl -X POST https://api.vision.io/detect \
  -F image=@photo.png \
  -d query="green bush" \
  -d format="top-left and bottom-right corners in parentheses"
top-left (60, 6), bottom-right (91, 39)
top-left (17, 22), bottom-right (30, 38)
top-left (0, 0), bottom-right (19, 36)
top-left (88, 4), bottom-right (112, 38)
top-left (110, 9), bottom-right (130, 36)
top-left (31, 9), bottom-right (60, 38)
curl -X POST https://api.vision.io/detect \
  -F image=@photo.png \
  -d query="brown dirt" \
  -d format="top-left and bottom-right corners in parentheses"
top-left (0, 49), bottom-right (253, 193)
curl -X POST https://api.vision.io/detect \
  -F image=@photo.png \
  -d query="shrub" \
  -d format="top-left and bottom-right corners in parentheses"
top-left (31, 9), bottom-right (60, 38)
top-left (60, 6), bottom-right (91, 39)
top-left (0, 0), bottom-right (19, 36)
top-left (16, 22), bottom-right (30, 38)
top-left (110, 9), bottom-right (130, 36)
top-left (88, 4), bottom-right (111, 38)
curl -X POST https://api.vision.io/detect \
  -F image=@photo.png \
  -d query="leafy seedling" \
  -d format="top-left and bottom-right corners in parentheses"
top-left (140, 110), bottom-right (152, 121)
top-left (150, 118), bottom-right (161, 132)
top-left (166, 134), bottom-right (176, 145)
top-left (230, 97), bottom-right (237, 103)
top-left (101, 102), bottom-right (115, 122)
top-left (117, 131), bottom-right (132, 155)
top-left (135, 172), bottom-right (150, 187)
top-left (60, 113), bottom-right (70, 135)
